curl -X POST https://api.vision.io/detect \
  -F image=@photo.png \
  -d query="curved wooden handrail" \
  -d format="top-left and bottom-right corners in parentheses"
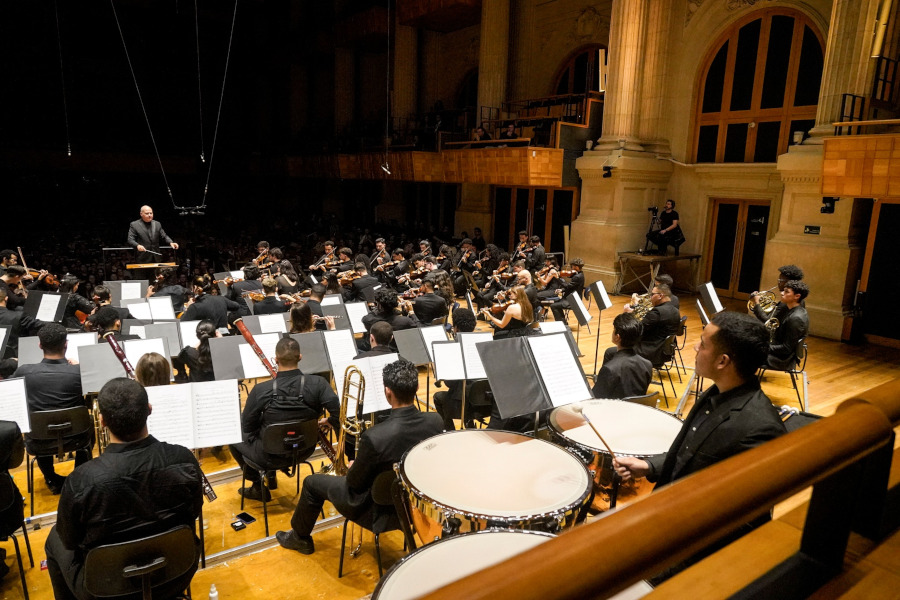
top-left (420, 400), bottom-right (894, 600)
top-left (840, 379), bottom-right (900, 425)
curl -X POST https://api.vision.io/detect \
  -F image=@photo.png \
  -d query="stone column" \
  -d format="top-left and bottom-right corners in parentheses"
top-left (595, 0), bottom-right (647, 151)
top-left (393, 17), bottom-right (418, 125)
top-left (508, 0), bottom-right (535, 102)
top-left (476, 0), bottom-right (510, 125)
top-left (807, 0), bottom-right (881, 141)
top-left (333, 47), bottom-right (355, 135)
top-left (638, 0), bottom-right (672, 155)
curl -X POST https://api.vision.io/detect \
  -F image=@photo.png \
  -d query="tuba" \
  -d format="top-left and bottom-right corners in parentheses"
top-left (748, 285), bottom-right (778, 317)
top-left (322, 365), bottom-right (368, 476)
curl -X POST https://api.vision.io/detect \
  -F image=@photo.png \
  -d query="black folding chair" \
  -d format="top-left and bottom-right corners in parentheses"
top-left (26, 406), bottom-right (93, 515)
top-left (339, 470), bottom-right (405, 578)
top-left (0, 475), bottom-right (34, 600)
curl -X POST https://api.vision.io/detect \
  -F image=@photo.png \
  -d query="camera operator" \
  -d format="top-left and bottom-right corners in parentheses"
top-left (646, 200), bottom-right (685, 255)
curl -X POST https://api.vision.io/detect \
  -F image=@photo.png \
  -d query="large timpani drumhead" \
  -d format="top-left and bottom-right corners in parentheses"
top-left (549, 399), bottom-right (682, 457)
top-left (399, 430), bottom-right (591, 536)
top-left (373, 530), bottom-right (554, 600)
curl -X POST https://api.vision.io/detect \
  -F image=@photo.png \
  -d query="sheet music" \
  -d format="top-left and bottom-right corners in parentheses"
top-left (0, 378), bottom-right (30, 433)
top-left (178, 320), bottom-right (200, 348)
top-left (323, 329), bottom-right (359, 396)
top-left (432, 342), bottom-right (465, 380)
top-left (258, 314), bottom-right (287, 334)
top-left (123, 338), bottom-right (168, 370)
top-left (230, 270), bottom-right (244, 280)
top-left (192, 379), bottom-right (242, 447)
top-left (344, 302), bottom-right (369, 335)
top-left (704, 282), bottom-right (724, 313)
top-left (591, 281), bottom-right (613, 310)
top-left (539, 321), bottom-right (568, 334)
top-left (0, 327), bottom-right (8, 352)
top-left (321, 294), bottom-right (342, 306)
top-left (66, 332), bottom-right (98, 362)
top-left (570, 292), bottom-right (593, 323)
top-left (238, 333), bottom-right (279, 378)
top-left (129, 302), bottom-right (153, 321)
top-left (36, 293), bottom-right (62, 321)
top-left (146, 384), bottom-right (195, 449)
top-left (309, 275), bottom-right (318, 285)
top-left (148, 297), bottom-right (176, 320)
top-left (527, 334), bottom-right (592, 407)
top-left (458, 332), bottom-right (492, 380)
top-left (121, 281), bottom-right (142, 300)
top-left (419, 325), bottom-right (448, 364)
top-left (130, 326), bottom-right (147, 339)
top-left (350, 353), bottom-right (398, 415)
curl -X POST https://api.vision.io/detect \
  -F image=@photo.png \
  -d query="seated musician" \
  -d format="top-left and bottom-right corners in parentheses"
top-left (592, 314), bottom-right (652, 399)
top-left (369, 238), bottom-right (389, 272)
top-left (288, 302), bottom-right (334, 334)
top-left (45, 378), bottom-right (203, 600)
top-left (229, 265), bottom-right (264, 318)
top-left (58, 275), bottom-right (95, 331)
top-left (410, 275), bottom-right (448, 324)
top-left (360, 289), bottom-right (415, 350)
top-left (355, 321), bottom-right (394, 359)
top-left (276, 359), bottom-right (443, 555)
top-left (231, 337), bottom-right (340, 500)
top-left (624, 283), bottom-right (680, 366)
top-left (85, 285), bottom-right (133, 330)
top-left (385, 249), bottom-right (410, 292)
top-left (334, 247), bottom-right (354, 273)
top-left (0, 249), bottom-right (17, 277)
top-left (472, 244), bottom-right (500, 288)
top-left (429, 269), bottom-right (455, 308)
top-left (536, 257), bottom-right (564, 300)
top-left (13, 323), bottom-right (93, 494)
top-left (304, 283), bottom-right (327, 330)
top-left (275, 260), bottom-right (305, 296)
top-left (526, 235), bottom-right (546, 272)
top-left (481, 285), bottom-right (534, 339)
top-left (549, 258), bottom-right (586, 322)
top-left (177, 320), bottom-right (219, 382)
top-left (93, 306), bottom-right (141, 342)
top-left (341, 262), bottom-right (379, 303)
top-left (134, 352), bottom-right (171, 387)
top-left (615, 312), bottom-right (786, 583)
top-left (433, 308), bottom-right (477, 430)
top-left (515, 268), bottom-right (541, 317)
top-left (435, 244), bottom-right (454, 273)
top-left (149, 266), bottom-right (188, 314)
top-left (254, 277), bottom-right (289, 314)
top-left (419, 239), bottom-right (432, 256)
top-left (252, 241), bottom-right (269, 267)
top-left (767, 280), bottom-right (809, 370)
top-left (751, 264), bottom-right (804, 325)
top-left (182, 275), bottom-right (240, 329)
top-left (512, 231), bottom-right (530, 264)
top-left (0, 420), bottom-right (24, 582)
top-left (309, 241), bottom-right (336, 274)
top-left (452, 238), bottom-right (477, 296)
top-left (0, 287), bottom-right (46, 360)
top-left (0, 265), bottom-right (28, 310)
top-left (474, 252), bottom-right (512, 311)
top-left (641, 273), bottom-right (679, 311)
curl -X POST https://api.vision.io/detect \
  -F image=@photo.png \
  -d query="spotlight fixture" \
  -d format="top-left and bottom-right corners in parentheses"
top-left (821, 197), bottom-right (839, 214)
top-left (602, 166), bottom-right (613, 178)
top-left (381, 163), bottom-right (391, 175)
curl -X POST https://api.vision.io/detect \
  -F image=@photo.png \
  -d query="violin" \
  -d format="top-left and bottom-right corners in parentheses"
top-left (338, 271), bottom-right (361, 286)
top-left (374, 260), bottom-right (397, 272)
top-left (559, 270), bottom-right (576, 278)
top-left (490, 299), bottom-right (514, 314)
top-left (213, 277), bottom-right (243, 285)
top-left (26, 269), bottom-right (60, 289)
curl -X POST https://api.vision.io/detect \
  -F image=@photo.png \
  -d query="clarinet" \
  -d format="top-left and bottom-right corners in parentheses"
top-left (233, 318), bottom-right (339, 467)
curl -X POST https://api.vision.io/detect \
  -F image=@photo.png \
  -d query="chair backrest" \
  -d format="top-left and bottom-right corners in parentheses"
top-left (0, 471), bottom-right (20, 516)
top-left (430, 316), bottom-right (445, 326)
top-left (622, 392), bottom-right (660, 408)
top-left (260, 420), bottom-right (318, 459)
top-left (467, 379), bottom-right (494, 411)
top-left (83, 525), bottom-right (198, 598)
top-left (28, 407), bottom-right (93, 442)
top-left (679, 315), bottom-right (688, 335)
top-left (795, 336), bottom-right (808, 370)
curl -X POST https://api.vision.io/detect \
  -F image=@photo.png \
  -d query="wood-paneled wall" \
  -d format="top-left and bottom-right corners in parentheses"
top-left (822, 135), bottom-right (900, 197)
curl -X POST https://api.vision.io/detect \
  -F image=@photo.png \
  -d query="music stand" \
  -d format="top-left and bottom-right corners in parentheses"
top-left (587, 281), bottom-right (614, 380)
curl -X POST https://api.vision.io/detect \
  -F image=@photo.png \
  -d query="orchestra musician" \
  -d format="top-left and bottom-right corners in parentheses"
top-left (176, 320), bottom-right (220, 383)
top-left (526, 235), bottom-right (546, 272)
top-left (342, 262), bottom-right (379, 303)
top-left (0, 287), bottom-right (45, 360)
top-left (481, 285), bottom-right (533, 339)
top-left (369, 238), bottom-right (388, 271)
top-left (452, 238), bottom-right (477, 296)
top-left (766, 280), bottom-right (809, 370)
top-left (536, 257), bottom-right (564, 299)
top-left (309, 241), bottom-right (337, 274)
top-left (0, 265), bottom-right (27, 310)
top-left (474, 252), bottom-right (512, 311)
top-left (251, 241), bottom-right (270, 268)
top-left (85, 285), bottom-right (134, 330)
top-left (182, 275), bottom-right (241, 329)
top-left (592, 313), bottom-right (652, 399)
top-left (148, 266), bottom-right (188, 314)
top-left (275, 260), bottom-right (304, 295)
top-left (58, 275), bottom-right (96, 330)
top-left (134, 352), bottom-right (171, 387)
top-left (382, 249), bottom-right (410, 292)
top-left (334, 247), bottom-right (354, 273)
top-left (750, 264), bottom-right (804, 325)
top-left (254, 277), bottom-right (290, 314)
top-left (93, 306), bottom-right (141, 342)
top-left (359, 288), bottom-right (415, 351)
top-left (408, 275), bottom-right (448, 324)
top-left (435, 244), bottom-right (454, 273)
top-left (229, 265), bottom-right (264, 318)
top-left (472, 244), bottom-right (500, 288)
top-left (0, 249), bottom-right (17, 277)
top-left (548, 258), bottom-right (586, 322)
top-left (433, 308), bottom-right (477, 430)
top-left (623, 283), bottom-right (681, 366)
top-left (512, 230), bottom-right (530, 263)
top-left (288, 302), bottom-right (335, 333)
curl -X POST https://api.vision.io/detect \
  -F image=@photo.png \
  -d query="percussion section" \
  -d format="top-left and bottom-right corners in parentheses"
top-left (373, 530), bottom-right (554, 600)
top-left (549, 399), bottom-right (683, 512)
top-left (398, 430), bottom-right (592, 544)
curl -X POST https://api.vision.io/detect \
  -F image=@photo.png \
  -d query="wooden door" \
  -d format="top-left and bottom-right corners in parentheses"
top-left (706, 198), bottom-right (771, 299)
top-left (859, 198), bottom-right (900, 342)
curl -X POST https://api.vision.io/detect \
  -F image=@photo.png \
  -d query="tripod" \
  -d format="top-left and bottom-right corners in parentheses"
top-left (642, 210), bottom-right (662, 255)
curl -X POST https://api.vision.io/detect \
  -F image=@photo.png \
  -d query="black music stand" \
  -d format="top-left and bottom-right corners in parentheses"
top-left (588, 281), bottom-right (614, 382)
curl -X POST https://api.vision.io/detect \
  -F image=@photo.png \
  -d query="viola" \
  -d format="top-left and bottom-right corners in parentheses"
top-left (490, 299), bottom-right (514, 314)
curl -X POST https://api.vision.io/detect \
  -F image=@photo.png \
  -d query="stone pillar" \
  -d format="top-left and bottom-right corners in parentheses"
top-left (807, 0), bottom-right (881, 141)
top-left (393, 18), bottom-right (418, 124)
top-left (508, 0), bottom-right (535, 102)
top-left (638, 0), bottom-right (672, 155)
top-left (334, 47), bottom-right (355, 135)
top-left (595, 0), bottom-right (647, 151)
top-left (477, 0), bottom-right (510, 125)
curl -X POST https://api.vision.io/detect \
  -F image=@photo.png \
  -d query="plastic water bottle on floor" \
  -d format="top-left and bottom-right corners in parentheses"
top-left (209, 583), bottom-right (219, 600)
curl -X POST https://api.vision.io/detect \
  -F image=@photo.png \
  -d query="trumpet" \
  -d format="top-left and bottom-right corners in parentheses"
top-left (748, 285), bottom-right (778, 317)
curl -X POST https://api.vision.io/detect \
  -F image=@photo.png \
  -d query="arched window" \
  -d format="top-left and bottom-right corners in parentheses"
top-left (694, 9), bottom-right (824, 163)
top-left (553, 45), bottom-right (606, 95)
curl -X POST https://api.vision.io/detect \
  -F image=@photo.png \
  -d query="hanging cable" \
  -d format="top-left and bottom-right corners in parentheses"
top-left (200, 0), bottom-right (238, 208)
top-left (110, 0), bottom-right (175, 206)
top-left (194, 0), bottom-right (205, 163)
top-left (54, 0), bottom-right (72, 157)
top-left (382, 0), bottom-right (391, 175)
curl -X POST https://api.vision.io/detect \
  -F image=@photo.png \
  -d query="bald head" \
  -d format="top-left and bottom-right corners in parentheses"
top-left (517, 270), bottom-right (533, 286)
top-left (140, 206), bottom-right (153, 222)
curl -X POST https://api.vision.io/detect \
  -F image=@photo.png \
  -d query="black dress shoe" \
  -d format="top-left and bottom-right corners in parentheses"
top-left (276, 530), bottom-right (315, 555)
top-left (239, 485), bottom-right (271, 502)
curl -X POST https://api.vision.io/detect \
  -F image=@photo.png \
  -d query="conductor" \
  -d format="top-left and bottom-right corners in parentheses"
top-left (127, 205), bottom-right (179, 264)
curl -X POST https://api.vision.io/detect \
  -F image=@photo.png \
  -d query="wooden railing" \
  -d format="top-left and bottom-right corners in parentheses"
top-left (420, 381), bottom-right (900, 600)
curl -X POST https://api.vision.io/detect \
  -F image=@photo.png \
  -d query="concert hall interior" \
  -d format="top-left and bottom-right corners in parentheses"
top-left (2, 0), bottom-right (900, 599)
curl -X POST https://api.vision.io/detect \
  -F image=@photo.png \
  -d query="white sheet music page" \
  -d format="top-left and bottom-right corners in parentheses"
top-left (148, 297), bottom-right (177, 320)
top-left (192, 379), bottom-right (242, 448)
top-left (431, 342), bottom-right (465, 381)
top-left (705, 282), bottom-right (724, 313)
top-left (146, 384), bottom-right (194, 449)
top-left (527, 334), bottom-right (592, 407)
top-left (539, 321), bottom-right (568, 334)
top-left (321, 294), bottom-right (342, 307)
top-left (130, 326), bottom-right (147, 339)
top-left (323, 329), bottom-right (358, 397)
top-left (238, 333), bottom-right (279, 379)
top-left (128, 302), bottom-right (153, 321)
top-left (121, 281), bottom-right (142, 300)
top-left (348, 353), bottom-right (398, 415)
top-left (123, 338), bottom-right (167, 371)
top-left (229, 270), bottom-right (244, 280)
top-left (0, 378), bottom-right (30, 433)
top-left (458, 332), bottom-right (493, 380)
top-left (344, 302), bottom-right (369, 335)
top-left (258, 314), bottom-right (287, 334)
top-left (419, 325), bottom-right (448, 364)
top-left (178, 320), bottom-right (200, 348)
top-left (66, 332), bottom-right (98, 362)
top-left (36, 293), bottom-right (62, 322)
top-left (0, 327), bottom-right (8, 350)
